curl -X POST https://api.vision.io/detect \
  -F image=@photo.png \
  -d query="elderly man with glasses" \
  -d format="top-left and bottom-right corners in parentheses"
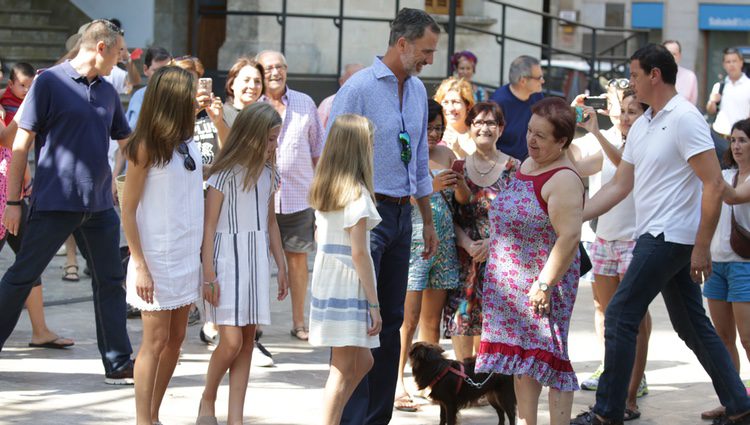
top-left (490, 55), bottom-right (546, 161)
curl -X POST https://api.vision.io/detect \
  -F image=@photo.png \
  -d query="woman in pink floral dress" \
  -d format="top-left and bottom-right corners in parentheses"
top-left (443, 102), bottom-right (519, 363)
top-left (476, 97), bottom-right (584, 425)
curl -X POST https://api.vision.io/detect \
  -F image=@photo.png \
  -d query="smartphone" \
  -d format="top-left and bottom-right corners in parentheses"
top-left (584, 95), bottom-right (608, 110)
top-left (130, 48), bottom-right (143, 60)
top-left (198, 77), bottom-right (212, 93)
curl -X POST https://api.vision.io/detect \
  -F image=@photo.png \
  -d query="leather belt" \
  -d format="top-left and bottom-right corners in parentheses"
top-left (375, 193), bottom-right (410, 205)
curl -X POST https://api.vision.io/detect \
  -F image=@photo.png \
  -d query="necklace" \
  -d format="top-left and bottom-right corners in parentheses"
top-left (472, 152), bottom-right (499, 176)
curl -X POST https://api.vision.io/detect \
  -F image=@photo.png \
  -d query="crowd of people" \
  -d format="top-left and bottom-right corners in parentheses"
top-left (1, 7), bottom-right (750, 425)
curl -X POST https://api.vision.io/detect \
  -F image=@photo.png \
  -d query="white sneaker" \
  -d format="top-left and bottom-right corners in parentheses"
top-left (253, 342), bottom-right (274, 367)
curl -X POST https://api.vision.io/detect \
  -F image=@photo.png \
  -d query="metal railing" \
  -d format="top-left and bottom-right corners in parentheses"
top-left (192, 0), bottom-right (649, 95)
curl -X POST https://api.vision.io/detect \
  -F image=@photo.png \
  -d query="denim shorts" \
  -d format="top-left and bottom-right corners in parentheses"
top-left (703, 261), bottom-right (750, 302)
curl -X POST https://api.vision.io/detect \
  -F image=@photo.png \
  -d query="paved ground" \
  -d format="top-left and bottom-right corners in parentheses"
top-left (0, 248), bottom-right (744, 424)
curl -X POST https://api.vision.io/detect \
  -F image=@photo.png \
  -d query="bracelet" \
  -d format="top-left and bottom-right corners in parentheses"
top-left (6, 200), bottom-right (22, 206)
top-left (202, 279), bottom-right (217, 286)
top-left (368, 303), bottom-right (379, 309)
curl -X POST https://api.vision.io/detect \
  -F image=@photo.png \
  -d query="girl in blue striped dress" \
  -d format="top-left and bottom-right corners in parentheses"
top-left (308, 114), bottom-right (383, 424)
top-left (197, 102), bottom-right (289, 425)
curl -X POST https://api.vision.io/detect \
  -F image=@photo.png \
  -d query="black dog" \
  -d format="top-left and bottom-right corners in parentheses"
top-left (408, 341), bottom-right (516, 425)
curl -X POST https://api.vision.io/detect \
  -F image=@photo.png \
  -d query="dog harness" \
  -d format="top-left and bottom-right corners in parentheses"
top-left (428, 362), bottom-right (468, 394)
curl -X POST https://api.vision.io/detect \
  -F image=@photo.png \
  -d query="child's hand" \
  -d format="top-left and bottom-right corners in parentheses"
top-left (276, 269), bottom-right (289, 301)
top-left (368, 306), bottom-right (382, 336)
top-left (135, 264), bottom-right (155, 304)
top-left (202, 279), bottom-right (220, 306)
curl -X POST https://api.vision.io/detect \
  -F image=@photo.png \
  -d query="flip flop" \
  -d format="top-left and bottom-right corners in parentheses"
top-left (624, 407), bottom-right (641, 421)
top-left (290, 327), bottom-right (309, 341)
top-left (29, 337), bottom-right (74, 349)
top-left (394, 394), bottom-right (419, 412)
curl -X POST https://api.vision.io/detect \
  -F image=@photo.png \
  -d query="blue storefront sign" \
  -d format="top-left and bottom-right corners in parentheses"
top-left (699, 4), bottom-right (750, 31)
top-left (632, 2), bottom-right (664, 29)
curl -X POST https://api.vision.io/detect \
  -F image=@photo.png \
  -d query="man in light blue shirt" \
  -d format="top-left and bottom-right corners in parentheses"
top-left (125, 46), bottom-right (171, 130)
top-left (327, 8), bottom-right (439, 424)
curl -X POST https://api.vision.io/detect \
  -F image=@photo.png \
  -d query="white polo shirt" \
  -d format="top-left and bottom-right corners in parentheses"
top-left (711, 73), bottom-right (750, 135)
top-left (622, 94), bottom-right (714, 245)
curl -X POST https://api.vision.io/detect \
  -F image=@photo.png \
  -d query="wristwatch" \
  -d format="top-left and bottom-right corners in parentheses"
top-left (537, 281), bottom-right (551, 292)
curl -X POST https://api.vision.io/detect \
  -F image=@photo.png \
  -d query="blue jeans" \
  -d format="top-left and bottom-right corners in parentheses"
top-left (0, 208), bottom-right (132, 373)
top-left (341, 201), bottom-right (412, 425)
top-left (594, 233), bottom-right (750, 420)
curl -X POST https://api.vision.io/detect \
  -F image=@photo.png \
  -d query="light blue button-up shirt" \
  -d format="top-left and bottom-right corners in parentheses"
top-left (327, 56), bottom-right (431, 198)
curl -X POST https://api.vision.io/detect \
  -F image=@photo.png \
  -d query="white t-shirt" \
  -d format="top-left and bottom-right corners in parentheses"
top-left (573, 127), bottom-right (635, 242)
top-left (594, 139), bottom-right (636, 242)
top-left (622, 95), bottom-right (714, 245)
top-left (711, 74), bottom-right (750, 135)
top-left (711, 169), bottom-right (750, 262)
top-left (103, 66), bottom-right (130, 95)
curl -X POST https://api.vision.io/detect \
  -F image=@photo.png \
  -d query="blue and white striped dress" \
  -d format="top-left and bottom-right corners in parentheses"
top-left (309, 191), bottom-right (381, 348)
top-left (207, 164), bottom-right (278, 326)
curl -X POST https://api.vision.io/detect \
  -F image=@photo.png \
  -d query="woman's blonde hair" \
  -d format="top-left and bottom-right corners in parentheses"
top-left (433, 76), bottom-right (475, 110)
top-left (209, 102), bottom-right (282, 191)
top-left (309, 114), bottom-right (375, 212)
top-left (124, 66), bottom-right (196, 167)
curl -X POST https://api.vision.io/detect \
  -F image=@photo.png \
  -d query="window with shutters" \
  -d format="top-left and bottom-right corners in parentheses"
top-left (425, 0), bottom-right (463, 15)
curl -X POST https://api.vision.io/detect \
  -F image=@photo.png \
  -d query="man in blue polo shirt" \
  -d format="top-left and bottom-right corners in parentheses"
top-left (490, 55), bottom-right (545, 160)
top-left (0, 19), bottom-right (134, 384)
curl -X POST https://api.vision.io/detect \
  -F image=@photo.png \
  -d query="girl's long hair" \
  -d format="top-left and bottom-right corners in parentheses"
top-left (124, 66), bottom-right (196, 167)
top-left (209, 102), bottom-right (282, 190)
top-left (309, 114), bottom-right (375, 212)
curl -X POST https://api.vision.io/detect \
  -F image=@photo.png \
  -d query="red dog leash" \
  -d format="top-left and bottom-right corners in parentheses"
top-left (428, 362), bottom-right (468, 394)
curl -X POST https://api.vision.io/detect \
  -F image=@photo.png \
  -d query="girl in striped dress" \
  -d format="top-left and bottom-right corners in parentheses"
top-left (308, 114), bottom-right (383, 425)
top-left (197, 102), bottom-right (289, 425)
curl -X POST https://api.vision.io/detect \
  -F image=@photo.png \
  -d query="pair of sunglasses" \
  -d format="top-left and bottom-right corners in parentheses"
top-left (608, 78), bottom-right (630, 90)
top-left (177, 142), bottom-right (197, 171)
top-left (399, 131), bottom-right (411, 164)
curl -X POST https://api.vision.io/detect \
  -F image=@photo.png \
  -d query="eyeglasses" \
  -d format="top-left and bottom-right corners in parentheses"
top-left (608, 78), bottom-right (630, 89)
top-left (427, 125), bottom-right (445, 133)
top-left (525, 74), bottom-right (544, 81)
top-left (263, 64), bottom-right (287, 73)
top-left (398, 131), bottom-right (412, 164)
top-left (177, 142), bottom-right (197, 171)
top-left (471, 120), bottom-right (498, 129)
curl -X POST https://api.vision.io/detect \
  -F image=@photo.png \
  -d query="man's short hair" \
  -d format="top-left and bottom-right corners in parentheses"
top-left (723, 47), bottom-right (744, 62)
top-left (144, 46), bottom-right (171, 68)
top-left (79, 19), bottom-right (123, 50)
top-left (10, 62), bottom-right (34, 82)
top-left (630, 43), bottom-right (678, 85)
top-left (388, 8), bottom-right (441, 47)
top-left (256, 50), bottom-right (287, 66)
top-left (508, 55), bottom-right (541, 85)
top-left (662, 40), bottom-right (681, 52)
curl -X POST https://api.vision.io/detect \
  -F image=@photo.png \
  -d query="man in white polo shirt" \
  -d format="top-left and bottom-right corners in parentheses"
top-left (707, 47), bottom-right (750, 166)
top-left (571, 44), bottom-right (750, 425)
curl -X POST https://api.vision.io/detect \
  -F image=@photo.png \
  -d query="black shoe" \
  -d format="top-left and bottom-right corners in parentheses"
top-left (104, 363), bottom-right (134, 385)
top-left (199, 328), bottom-right (217, 345)
top-left (570, 410), bottom-right (623, 425)
top-left (255, 328), bottom-right (263, 341)
top-left (126, 304), bottom-right (141, 318)
top-left (717, 412), bottom-right (750, 425)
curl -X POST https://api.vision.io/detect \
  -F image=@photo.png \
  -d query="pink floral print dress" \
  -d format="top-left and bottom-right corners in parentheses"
top-left (476, 167), bottom-right (581, 391)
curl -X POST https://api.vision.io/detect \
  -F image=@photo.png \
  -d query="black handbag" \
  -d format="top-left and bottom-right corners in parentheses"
top-left (730, 172), bottom-right (750, 259)
top-left (579, 242), bottom-right (592, 276)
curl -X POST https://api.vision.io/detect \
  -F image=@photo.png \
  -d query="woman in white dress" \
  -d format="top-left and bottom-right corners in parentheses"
top-left (308, 114), bottom-right (383, 425)
top-left (121, 66), bottom-right (204, 425)
top-left (197, 102), bottom-right (289, 425)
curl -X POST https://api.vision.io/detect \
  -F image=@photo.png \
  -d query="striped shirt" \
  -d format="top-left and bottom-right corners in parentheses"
top-left (261, 87), bottom-right (324, 214)
top-left (327, 56), bottom-right (431, 198)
